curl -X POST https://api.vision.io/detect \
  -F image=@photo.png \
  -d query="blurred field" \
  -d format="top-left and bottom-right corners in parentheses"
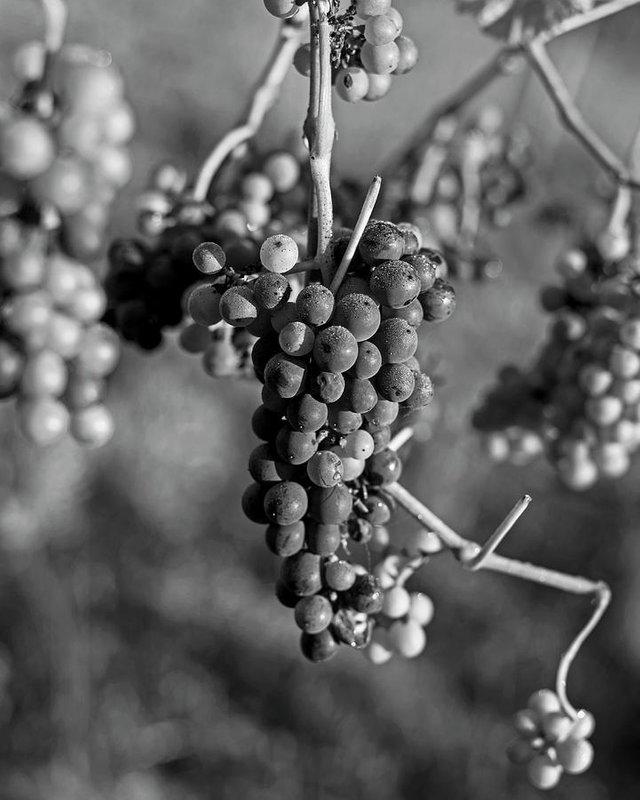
top-left (1, 1), bottom-right (640, 798)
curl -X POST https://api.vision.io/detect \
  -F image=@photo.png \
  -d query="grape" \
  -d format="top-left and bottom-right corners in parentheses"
top-left (514, 709), bottom-right (539, 738)
top-left (366, 449), bottom-right (402, 486)
top-left (393, 35), bottom-right (419, 74)
top-left (325, 559), bottom-right (356, 591)
top-left (349, 341), bottom-right (383, 379)
top-left (248, 443), bottom-right (294, 482)
top-left (241, 172), bottom-right (274, 203)
top-left (340, 455), bottom-right (367, 481)
top-left (307, 450), bottom-right (344, 487)
top-left (365, 74), bottom-right (392, 102)
top-left (21, 350), bottom-right (68, 397)
top-left (382, 585), bottom-right (410, 618)
top-left (300, 628), bottom-right (340, 662)
top-left (279, 320), bottom-right (315, 357)
top-left (186, 282), bottom-right (222, 326)
top-left (263, 151), bottom-right (300, 193)
top-left (0, 116), bottom-right (55, 180)
top-left (219, 285), bottom-right (259, 327)
top-left (241, 482), bottom-right (270, 524)
top-left (376, 362), bottom-right (415, 402)
top-left (309, 371), bottom-right (346, 403)
top-left (308, 484), bottom-right (353, 524)
top-left (263, 481), bottom-right (309, 525)
top-left (336, 68), bottom-right (370, 103)
top-left (280, 551), bottom-right (323, 596)
top-left (420, 279), bottom-right (456, 321)
top-left (364, 15), bottom-right (399, 45)
top-left (332, 293), bottom-right (381, 341)
top-left (251, 405), bottom-right (282, 441)
top-left (541, 711), bottom-right (572, 743)
top-left (264, 0), bottom-right (299, 18)
top-left (342, 378), bottom-right (378, 413)
top-left (74, 324), bottom-right (119, 377)
top-left (306, 522), bottom-right (342, 555)
top-left (365, 398), bottom-right (398, 427)
top-left (18, 398), bottom-right (69, 446)
top-left (372, 318), bottom-right (418, 363)
top-left (286, 393), bottom-right (328, 432)
top-left (527, 689), bottom-right (561, 717)
top-left (359, 222), bottom-right (405, 265)
top-left (313, 326), bottom-right (358, 373)
top-left (31, 156), bottom-right (90, 215)
top-left (360, 42), bottom-right (400, 75)
top-left (276, 425), bottom-right (318, 464)
top-left (253, 272), bottom-right (291, 311)
top-left (264, 353), bottom-right (307, 398)
top-left (403, 252), bottom-right (439, 291)
top-left (356, 0), bottom-right (392, 19)
top-left (70, 404), bottom-right (115, 447)
top-left (261, 384), bottom-right (288, 413)
top-left (192, 242), bottom-right (226, 274)
top-left (327, 405), bottom-right (363, 434)
top-left (0, 341), bottom-right (24, 398)
top-left (526, 754), bottom-right (562, 790)
top-left (295, 595), bottom-right (333, 634)
top-left (270, 301), bottom-right (298, 333)
top-left (387, 619), bottom-right (426, 657)
top-left (369, 261), bottom-right (421, 308)
top-left (345, 573), bottom-right (384, 614)
top-left (265, 521), bottom-right (305, 557)
top-left (296, 284), bottom-right (335, 326)
top-left (260, 233), bottom-right (299, 273)
top-left (408, 592), bottom-right (434, 625)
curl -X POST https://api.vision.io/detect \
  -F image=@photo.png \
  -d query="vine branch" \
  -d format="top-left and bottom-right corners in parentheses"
top-left (385, 429), bottom-right (610, 719)
top-left (192, 18), bottom-right (304, 202)
top-left (305, 0), bottom-right (336, 285)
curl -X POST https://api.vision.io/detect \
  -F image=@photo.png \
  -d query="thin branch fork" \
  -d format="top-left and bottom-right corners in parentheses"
top-left (192, 18), bottom-right (304, 202)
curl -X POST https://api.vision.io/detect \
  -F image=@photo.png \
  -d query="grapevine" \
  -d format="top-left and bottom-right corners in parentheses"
top-left (3, 1), bottom-right (640, 797)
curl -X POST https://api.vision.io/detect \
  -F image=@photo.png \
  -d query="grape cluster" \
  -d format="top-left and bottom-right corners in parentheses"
top-left (0, 215), bottom-right (119, 446)
top-left (105, 149), bottom-right (306, 350)
top-left (389, 106), bottom-right (531, 280)
top-left (218, 218), bottom-right (456, 662)
top-left (3, 42), bottom-right (135, 262)
top-left (508, 689), bottom-right (595, 790)
top-left (290, 0), bottom-right (418, 104)
top-left (474, 234), bottom-right (640, 489)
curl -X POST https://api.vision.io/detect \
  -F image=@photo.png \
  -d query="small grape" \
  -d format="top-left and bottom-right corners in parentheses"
top-left (248, 443), bottom-right (294, 482)
top-left (241, 482), bottom-right (270, 524)
top-left (372, 317), bottom-right (418, 363)
top-left (0, 116), bottom-right (55, 180)
top-left (262, 151), bottom-right (300, 193)
top-left (308, 484), bottom-right (353, 524)
top-left (325, 559), bottom-right (356, 591)
top-left (387, 619), bottom-right (426, 657)
top-left (264, 353), bottom-right (307, 398)
top-left (21, 350), bottom-right (67, 397)
top-left (332, 293), bottom-right (381, 341)
top-left (241, 172), bottom-right (274, 203)
top-left (286, 393), bottom-right (328, 432)
top-left (349, 341), bottom-right (383, 379)
top-left (527, 689), bottom-right (561, 717)
top-left (276, 426), bottom-right (318, 464)
top-left (186, 282), bottom-right (222, 326)
top-left (364, 14), bottom-right (399, 45)
top-left (279, 320), bottom-right (315, 357)
top-left (342, 377), bottom-right (378, 413)
top-left (296, 284), bottom-right (334, 326)
top-left (18, 398), bottom-right (69, 445)
top-left (370, 261), bottom-right (421, 308)
top-left (359, 222), bottom-right (405, 266)
top-left (360, 42), bottom-right (400, 75)
top-left (339, 455), bottom-right (366, 481)
top-left (366, 627), bottom-right (394, 664)
top-left (420, 279), bottom-right (456, 321)
top-left (327, 405), bottom-right (363, 434)
top-left (192, 242), bottom-right (226, 274)
top-left (366, 449), bottom-right (402, 486)
top-left (265, 521), bottom-right (305, 557)
top-left (365, 398), bottom-right (398, 427)
top-left (260, 234), bottom-right (299, 273)
top-left (356, 0), bottom-right (392, 17)
top-left (382, 298), bottom-right (423, 327)
top-left (300, 628), bottom-right (340, 662)
top-left (364, 74), bottom-right (392, 102)
top-left (253, 272), bottom-right (291, 311)
top-left (264, 0), bottom-right (299, 18)
top-left (382, 585), bottom-right (411, 618)
top-left (295, 595), bottom-right (333, 634)
top-left (393, 35), bottom-right (419, 74)
top-left (309, 370), bottom-right (345, 403)
top-left (313, 326), bottom-right (359, 373)
top-left (345, 573), bottom-right (384, 614)
top-left (408, 593), bottom-right (435, 625)
top-left (306, 522), bottom-right (342, 555)
top-left (70, 405), bottom-right (115, 447)
top-left (280, 551), bottom-right (323, 596)
top-left (527, 754), bottom-right (562, 790)
top-left (307, 450), bottom-right (343, 488)
top-left (402, 372), bottom-right (434, 410)
top-left (271, 301), bottom-right (298, 333)
top-left (336, 68), bottom-right (370, 103)
top-left (376, 362), bottom-right (415, 402)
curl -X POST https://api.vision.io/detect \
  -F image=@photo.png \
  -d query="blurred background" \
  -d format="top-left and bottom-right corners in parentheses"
top-left (0, 1), bottom-right (640, 798)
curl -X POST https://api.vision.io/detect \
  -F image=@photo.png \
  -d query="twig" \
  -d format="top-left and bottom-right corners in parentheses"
top-left (606, 183), bottom-right (633, 234)
top-left (192, 19), bottom-right (304, 202)
top-left (305, 0), bottom-right (336, 285)
top-left (536, 0), bottom-right (640, 44)
top-left (556, 582), bottom-right (611, 718)
top-left (38, 0), bottom-right (68, 54)
top-left (465, 494), bottom-right (532, 571)
top-left (384, 481), bottom-right (610, 717)
top-left (388, 426), bottom-right (415, 452)
top-left (524, 38), bottom-right (640, 190)
top-left (329, 176), bottom-right (382, 294)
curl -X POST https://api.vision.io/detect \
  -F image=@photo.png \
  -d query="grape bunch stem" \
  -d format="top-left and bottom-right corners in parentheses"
top-left (192, 18), bottom-right (305, 203)
top-left (39, 0), bottom-right (68, 53)
top-left (305, 0), bottom-right (336, 285)
top-left (386, 430), bottom-right (610, 720)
